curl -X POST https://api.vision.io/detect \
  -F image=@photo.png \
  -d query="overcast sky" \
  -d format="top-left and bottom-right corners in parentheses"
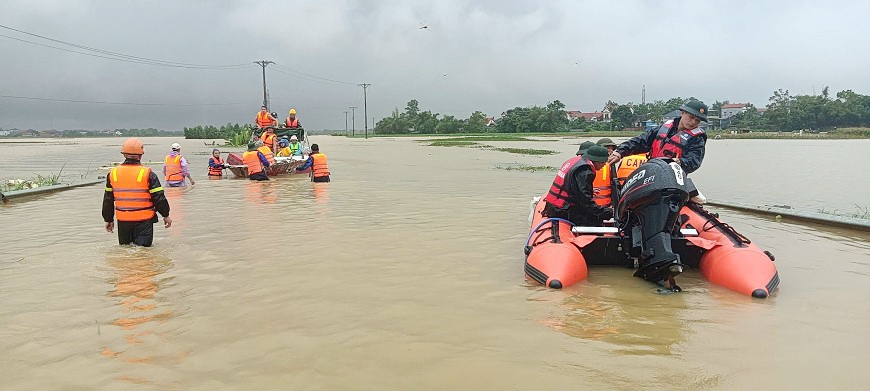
top-left (1, 0), bottom-right (869, 131)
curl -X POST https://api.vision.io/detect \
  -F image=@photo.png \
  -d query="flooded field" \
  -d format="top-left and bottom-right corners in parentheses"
top-left (1, 136), bottom-right (868, 389)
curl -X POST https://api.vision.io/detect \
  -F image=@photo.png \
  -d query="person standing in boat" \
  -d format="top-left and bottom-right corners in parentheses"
top-left (103, 138), bottom-right (172, 247)
top-left (295, 143), bottom-right (330, 182)
top-left (243, 142), bottom-right (271, 181)
top-left (541, 145), bottom-right (613, 226)
top-left (163, 143), bottom-right (195, 187)
top-left (285, 108), bottom-right (301, 128)
top-left (254, 106), bottom-right (276, 129)
top-left (606, 99), bottom-right (708, 174)
top-left (207, 148), bottom-right (228, 178)
top-left (260, 126), bottom-right (279, 153)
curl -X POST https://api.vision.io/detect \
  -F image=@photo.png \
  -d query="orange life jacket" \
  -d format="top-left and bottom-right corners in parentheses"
top-left (285, 117), bottom-right (299, 128)
top-left (649, 120), bottom-right (705, 159)
top-left (312, 153), bottom-right (330, 178)
top-left (243, 150), bottom-right (264, 176)
top-left (256, 112), bottom-right (273, 128)
top-left (260, 132), bottom-right (276, 151)
top-left (592, 163), bottom-right (612, 207)
top-left (257, 145), bottom-right (276, 165)
top-left (109, 165), bottom-right (156, 222)
top-left (208, 155), bottom-right (224, 176)
top-left (616, 154), bottom-right (648, 184)
top-left (543, 156), bottom-right (592, 209)
top-left (164, 155), bottom-right (184, 182)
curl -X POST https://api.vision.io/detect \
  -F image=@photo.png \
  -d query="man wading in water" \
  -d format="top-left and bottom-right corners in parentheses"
top-left (103, 138), bottom-right (172, 247)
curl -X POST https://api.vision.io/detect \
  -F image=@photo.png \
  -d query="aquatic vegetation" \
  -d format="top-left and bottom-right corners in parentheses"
top-left (817, 205), bottom-right (870, 220)
top-left (426, 135), bottom-right (538, 142)
top-left (492, 147), bottom-right (558, 155)
top-left (428, 140), bottom-right (482, 147)
top-left (493, 164), bottom-right (556, 172)
top-left (1, 171), bottom-right (63, 192)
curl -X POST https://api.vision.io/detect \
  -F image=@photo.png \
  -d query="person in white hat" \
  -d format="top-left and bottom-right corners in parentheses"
top-left (163, 142), bottom-right (195, 187)
top-left (287, 134), bottom-right (303, 156)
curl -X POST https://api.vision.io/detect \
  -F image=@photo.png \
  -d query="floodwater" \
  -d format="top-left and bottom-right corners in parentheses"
top-left (1, 136), bottom-right (868, 390)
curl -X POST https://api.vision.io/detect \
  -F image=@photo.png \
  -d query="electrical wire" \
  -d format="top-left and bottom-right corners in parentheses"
top-left (272, 63), bottom-right (358, 85)
top-left (0, 94), bottom-right (257, 107)
top-left (0, 24), bottom-right (252, 69)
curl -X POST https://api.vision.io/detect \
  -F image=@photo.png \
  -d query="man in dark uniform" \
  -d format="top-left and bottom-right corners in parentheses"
top-left (542, 145), bottom-right (613, 226)
top-left (606, 99), bottom-right (708, 174)
top-left (103, 138), bottom-right (172, 247)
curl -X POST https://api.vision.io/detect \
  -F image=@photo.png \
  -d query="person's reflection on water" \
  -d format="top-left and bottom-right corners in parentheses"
top-left (541, 281), bottom-right (691, 356)
top-left (100, 247), bottom-right (185, 377)
top-left (244, 180), bottom-right (278, 205)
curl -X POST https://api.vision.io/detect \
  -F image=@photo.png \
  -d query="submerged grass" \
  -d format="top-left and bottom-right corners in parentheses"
top-left (817, 205), bottom-right (870, 220)
top-left (492, 147), bottom-right (558, 155)
top-left (1, 168), bottom-right (64, 192)
top-left (426, 135), bottom-right (538, 142)
top-left (428, 140), bottom-right (484, 147)
top-left (493, 164), bottom-right (557, 172)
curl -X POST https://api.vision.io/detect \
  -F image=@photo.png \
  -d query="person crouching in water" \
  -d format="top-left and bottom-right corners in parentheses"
top-left (541, 145), bottom-right (613, 226)
top-left (103, 137), bottom-right (172, 247)
top-left (164, 143), bottom-right (195, 187)
top-left (295, 143), bottom-right (330, 182)
top-left (243, 142), bottom-right (271, 181)
top-left (208, 148), bottom-right (228, 179)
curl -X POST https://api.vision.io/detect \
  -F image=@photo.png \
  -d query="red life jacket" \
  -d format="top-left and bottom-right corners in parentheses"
top-left (285, 118), bottom-right (299, 128)
top-left (208, 155), bottom-right (224, 176)
top-left (543, 156), bottom-right (594, 209)
top-left (649, 120), bottom-right (705, 159)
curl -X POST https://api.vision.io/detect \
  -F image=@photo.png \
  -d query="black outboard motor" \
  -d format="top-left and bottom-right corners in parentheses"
top-left (617, 158), bottom-right (697, 286)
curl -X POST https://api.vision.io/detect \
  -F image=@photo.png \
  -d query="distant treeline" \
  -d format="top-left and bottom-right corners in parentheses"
top-left (183, 123), bottom-right (253, 139)
top-left (373, 88), bottom-right (870, 135)
top-left (0, 128), bottom-right (182, 137)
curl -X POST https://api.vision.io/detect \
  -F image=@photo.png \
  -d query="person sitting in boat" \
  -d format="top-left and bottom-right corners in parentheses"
top-left (541, 145), bottom-right (613, 226)
top-left (260, 126), bottom-right (279, 153)
top-left (163, 143), bottom-right (195, 187)
top-left (208, 148), bottom-right (228, 178)
top-left (243, 142), bottom-right (270, 181)
top-left (606, 99), bottom-right (708, 174)
top-left (285, 108), bottom-right (301, 129)
top-left (254, 106), bottom-right (276, 129)
top-left (255, 140), bottom-right (276, 166)
top-left (295, 143), bottom-right (330, 182)
top-left (276, 138), bottom-right (293, 157)
top-left (576, 141), bottom-right (595, 157)
top-left (287, 135), bottom-right (303, 156)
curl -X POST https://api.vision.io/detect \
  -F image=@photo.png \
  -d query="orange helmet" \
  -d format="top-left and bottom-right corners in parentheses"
top-left (120, 137), bottom-right (144, 155)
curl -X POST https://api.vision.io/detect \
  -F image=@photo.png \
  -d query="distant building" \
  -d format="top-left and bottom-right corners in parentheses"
top-left (642, 120), bottom-right (659, 132)
top-left (485, 117), bottom-right (495, 127)
top-left (0, 130), bottom-right (10, 136)
top-left (721, 103), bottom-right (749, 119)
top-left (566, 108), bottom-right (611, 122)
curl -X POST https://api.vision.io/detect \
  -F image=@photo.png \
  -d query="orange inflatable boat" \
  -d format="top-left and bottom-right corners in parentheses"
top-left (525, 158), bottom-right (779, 298)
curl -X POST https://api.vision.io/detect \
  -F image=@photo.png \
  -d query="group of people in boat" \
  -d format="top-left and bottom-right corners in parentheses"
top-left (542, 99), bottom-right (709, 227)
top-left (255, 105), bottom-right (302, 130)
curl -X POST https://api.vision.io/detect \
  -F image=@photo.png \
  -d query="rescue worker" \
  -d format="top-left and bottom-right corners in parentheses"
top-left (243, 142), bottom-right (271, 181)
top-left (295, 143), bottom-right (330, 182)
top-left (541, 145), bottom-right (613, 226)
top-left (576, 141), bottom-right (595, 156)
top-left (285, 108), bottom-right (301, 128)
top-left (260, 126), bottom-right (278, 153)
top-left (255, 140), bottom-right (276, 166)
top-left (254, 106), bottom-right (276, 129)
top-left (287, 135), bottom-right (303, 156)
top-left (591, 138), bottom-right (618, 207)
top-left (103, 137), bottom-right (172, 247)
top-left (208, 148), bottom-right (227, 178)
top-left (163, 143), bottom-right (195, 187)
top-left (606, 99), bottom-right (708, 174)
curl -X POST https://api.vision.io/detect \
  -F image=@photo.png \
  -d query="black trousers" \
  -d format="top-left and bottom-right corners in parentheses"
top-left (117, 220), bottom-right (155, 247)
top-left (312, 175), bottom-right (330, 183)
top-left (249, 172), bottom-right (269, 181)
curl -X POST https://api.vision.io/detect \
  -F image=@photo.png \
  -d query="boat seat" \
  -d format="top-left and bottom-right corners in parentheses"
top-left (571, 227), bottom-right (699, 236)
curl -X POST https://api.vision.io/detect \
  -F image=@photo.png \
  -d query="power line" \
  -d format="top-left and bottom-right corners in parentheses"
top-left (272, 63), bottom-right (358, 85)
top-left (0, 94), bottom-right (257, 107)
top-left (0, 24), bottom-right (251, 69)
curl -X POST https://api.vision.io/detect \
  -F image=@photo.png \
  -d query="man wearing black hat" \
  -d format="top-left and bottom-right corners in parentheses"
top-left (606, 99), bottom-right (709, 174)
top-left (541, 145), bottom-right (614, 226)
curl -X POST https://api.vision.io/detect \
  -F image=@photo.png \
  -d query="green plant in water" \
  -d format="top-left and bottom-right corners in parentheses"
top-left (817, 205), bottom-right (870, 220)
top-left (225, 128), bottom-right (254, 147)
top-left (1, 166), bottom-right (64, 192)
top-left (493, 164), bottom-right (556, 172)
top-left (492, 147), bottom-right (558, 155)
top-left (428, 140), bottom-right (482, 147)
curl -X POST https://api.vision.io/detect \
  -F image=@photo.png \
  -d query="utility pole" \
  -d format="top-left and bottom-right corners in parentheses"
top-left (372, 117), bottom-right (375, 129)
top-left (349, 106), bottom-right (357, 137)
top-left (642, 85), bottom-right (646, 105)
top-left (344, 111), bottom-right (349, 135)
top-left (254, 60), bottom-right (274, 109)
top-left (359, 83), bottom-right (370, 139)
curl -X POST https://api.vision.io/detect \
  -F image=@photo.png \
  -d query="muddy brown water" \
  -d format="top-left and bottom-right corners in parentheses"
top-left (1, 137), bottom-right (868, 389)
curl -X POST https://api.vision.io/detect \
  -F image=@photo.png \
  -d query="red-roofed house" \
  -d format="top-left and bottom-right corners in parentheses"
top-left (721, 103), bottom-right (749, 119)
top-left (566, 109), bottom-right (611, 122)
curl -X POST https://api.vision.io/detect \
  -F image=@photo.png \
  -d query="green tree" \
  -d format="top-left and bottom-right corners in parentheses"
top-left (611, 105), bottom-right (635, 130)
